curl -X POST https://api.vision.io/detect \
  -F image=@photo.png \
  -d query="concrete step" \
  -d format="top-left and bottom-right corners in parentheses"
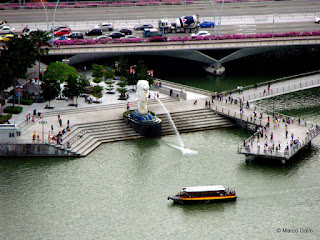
top-left (60, 108), bottom-right (234, 156)
top-left (70, 128), bottom-right (140, 153)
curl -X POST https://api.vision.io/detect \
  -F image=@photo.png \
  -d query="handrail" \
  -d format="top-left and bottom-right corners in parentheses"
top-left (238, 126), bottom-right (320, 159)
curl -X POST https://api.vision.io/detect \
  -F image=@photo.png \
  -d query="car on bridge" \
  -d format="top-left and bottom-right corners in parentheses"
top-left (199, 20), bottom-right (215, 28)
top-left (191, 30), bottom-right (210, 38)
top-left (96, 35), bottom-right (111, 41)
top-left (315, 16), bottom-right (320, 23)
top-left (125, 35), bottom-right (139, 39)
top-left (134, 24), bottom-right (153, 30)
top-left (55, 36), bottom-right (70, 41)
top-left (109, 32), bottom-right (125, 39)
top-left (0, 25), bottom-right (15, 34)
top-left (67, 32), bottom-right (84, 39)
top-left (86, 28), bottom-right (103, 36)
top-left (0, 34), bottom-right (14, 42)
top-left (119, 28), bottom-right (132, 35)
top-left (94, 23), bottom-right (114, 32)
top-left (54, 28), bottom-right (71, 37)
top-left (53, 25), bottom-right (70, 32)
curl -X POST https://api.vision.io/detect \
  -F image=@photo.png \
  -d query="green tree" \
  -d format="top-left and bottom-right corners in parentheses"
top-left (117, 57), bottom-right (130, 79)
top-left (0, 35), bottom-right (38, 107)
top-left (43, 61), bottom-right (77, 84)
top-left (93, 77), bottom-right (102, 84)
top-left (41, 79), bottom-right (60, 107)
top-left (134, 59), bottom-right (153, 85)
top-left (91, 85), bottom-right (103, 102)
top-left (105, 79), bottom-right (115, 94)
top-left (43, 62), bottom-right (78, 104)
top-left (92, 64), bottom-right (104, 78)
top-left (103, 68), bottom-right (115, 79)
top-left (62, 74), bottom-right (81, 105)
top-left (78, 74), bottom-right (91, 93)
top-left (117, 77), bottom-right (128, 100)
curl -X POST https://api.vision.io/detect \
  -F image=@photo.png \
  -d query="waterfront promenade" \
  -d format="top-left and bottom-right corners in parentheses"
top-left (2, 71), bottom-right (320, 162)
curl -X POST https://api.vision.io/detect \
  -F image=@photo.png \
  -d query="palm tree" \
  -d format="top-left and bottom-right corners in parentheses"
top-left (29, 30), bottom-right (51, 82)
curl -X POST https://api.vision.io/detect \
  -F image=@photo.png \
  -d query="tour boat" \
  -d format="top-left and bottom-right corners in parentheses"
top-left (168, 185), bottom-right (237, 204)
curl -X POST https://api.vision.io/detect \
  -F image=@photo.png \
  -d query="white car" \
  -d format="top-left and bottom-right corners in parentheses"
top-left (94, 23), bottom-right (114, 31)
top-left (125, 35), bottom-right (138, 39)
top-left (191, 31), bottom-right (210, 38)
top-left (0, 26), bottom-right (15, 34)
top-left (315, 16), bottom-right (320, 23)
top-left (96, 35), bottom-right (111, 40)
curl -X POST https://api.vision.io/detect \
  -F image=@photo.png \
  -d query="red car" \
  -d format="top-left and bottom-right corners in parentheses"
top-left (54, 28), bottom-right (71, 37)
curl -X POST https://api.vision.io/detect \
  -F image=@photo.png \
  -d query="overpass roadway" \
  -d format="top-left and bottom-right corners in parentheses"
top-left (4, 0), bottom-right (320, 36)
top-left (49, 36), bottom-right (320, 74)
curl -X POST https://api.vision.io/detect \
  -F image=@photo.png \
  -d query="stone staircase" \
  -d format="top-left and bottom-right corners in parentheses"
top-left (58, 108), bottom-right (235, 157)
top-left (160, 108), bottom-right (235, 135)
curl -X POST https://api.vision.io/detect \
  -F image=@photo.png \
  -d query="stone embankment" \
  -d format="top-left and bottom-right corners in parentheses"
top-left (58, 108), bottom-right (234, 157)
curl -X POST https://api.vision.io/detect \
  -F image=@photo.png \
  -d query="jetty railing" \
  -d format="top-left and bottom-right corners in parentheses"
top-left (238, 75), bottom-right (320, 102)
top-left (238, 126), bottom-right (320, 159)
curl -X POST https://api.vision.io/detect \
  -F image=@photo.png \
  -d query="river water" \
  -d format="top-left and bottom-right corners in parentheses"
top-left (1, 56), bottom-right (320, 239)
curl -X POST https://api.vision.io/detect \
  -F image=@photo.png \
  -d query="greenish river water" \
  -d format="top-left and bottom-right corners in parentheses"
top-left (1, 69), bottom-right (320, 239)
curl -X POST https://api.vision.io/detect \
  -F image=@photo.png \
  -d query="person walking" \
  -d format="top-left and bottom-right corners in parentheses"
top-left (127, 102), bottom-right (130, 110)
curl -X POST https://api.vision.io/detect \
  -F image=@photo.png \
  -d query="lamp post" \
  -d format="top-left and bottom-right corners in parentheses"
top-left (39, 0), bottom-right (49, 31)
top-left (209, 0), bottom-right (216, 36)
top-left (217, 0), bottom-right (225, 37)
top-left (52, 0), bottom-right (61, 34)
top-left (272, 13), bottom-right (278, 37)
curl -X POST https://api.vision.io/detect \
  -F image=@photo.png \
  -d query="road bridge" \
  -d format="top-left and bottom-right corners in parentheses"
top-left (49, 36), bottom-right (320, 75)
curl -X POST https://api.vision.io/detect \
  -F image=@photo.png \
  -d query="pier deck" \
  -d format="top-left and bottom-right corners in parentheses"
top-left (209, 72), bottom-right (320, 163)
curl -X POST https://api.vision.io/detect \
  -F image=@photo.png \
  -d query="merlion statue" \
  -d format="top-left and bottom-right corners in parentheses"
top-left (137, 80), bottom-right (149, 115)
top-left (126, 79), bottom-right (161, 137)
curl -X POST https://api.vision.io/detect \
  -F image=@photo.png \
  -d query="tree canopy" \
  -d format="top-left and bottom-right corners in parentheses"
top-left (43, 61), bottom-right (78, 83)
top-left (0, 35), bottom-right (37, 92)
top-left (42, 62), bottom-right (78, 106)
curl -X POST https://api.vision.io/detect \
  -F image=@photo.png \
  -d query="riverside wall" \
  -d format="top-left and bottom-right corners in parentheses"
top-left (0, 143), bottom-right (77, 157)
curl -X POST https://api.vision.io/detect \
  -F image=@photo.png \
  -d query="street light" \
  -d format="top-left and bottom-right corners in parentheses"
top-left (39, 0), bottom-right (49, 31)
top-left (209, 0), bottom-right (216, 36)
top-left (217, 0), bottom-right (225, 37)
top-left (272, 13), bottom-right (278, 37)
top-left (52, 0), bottom-right (61, 34)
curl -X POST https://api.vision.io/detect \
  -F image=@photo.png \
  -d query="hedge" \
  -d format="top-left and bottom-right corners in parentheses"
top-left (3, 106), bottom-right (23, 114)
top-left (0, 114), bottom-right (12, 124)
top-left (20, 98), bottom-right (34, 105)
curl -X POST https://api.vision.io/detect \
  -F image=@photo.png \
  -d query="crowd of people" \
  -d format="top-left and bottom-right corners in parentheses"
top-left (47, 115), bottom-right (70, 146)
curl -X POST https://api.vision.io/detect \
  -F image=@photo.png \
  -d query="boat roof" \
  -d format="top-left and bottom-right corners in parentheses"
top-left (182, 185), bottom-right (225, 192)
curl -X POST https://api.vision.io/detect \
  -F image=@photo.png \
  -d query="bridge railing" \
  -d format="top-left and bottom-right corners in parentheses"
top-left (230, 70), bottom-right (320, 97)
top-left (213, 103), bottom-right (268, 126)
top-left (238, 125), bottom-right (320, 159)
top-left (238, 75), bottom-right (320, 102)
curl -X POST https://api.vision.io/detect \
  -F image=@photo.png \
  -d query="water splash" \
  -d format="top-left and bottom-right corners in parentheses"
top-left (151, 92), bottom-right (198, 155)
